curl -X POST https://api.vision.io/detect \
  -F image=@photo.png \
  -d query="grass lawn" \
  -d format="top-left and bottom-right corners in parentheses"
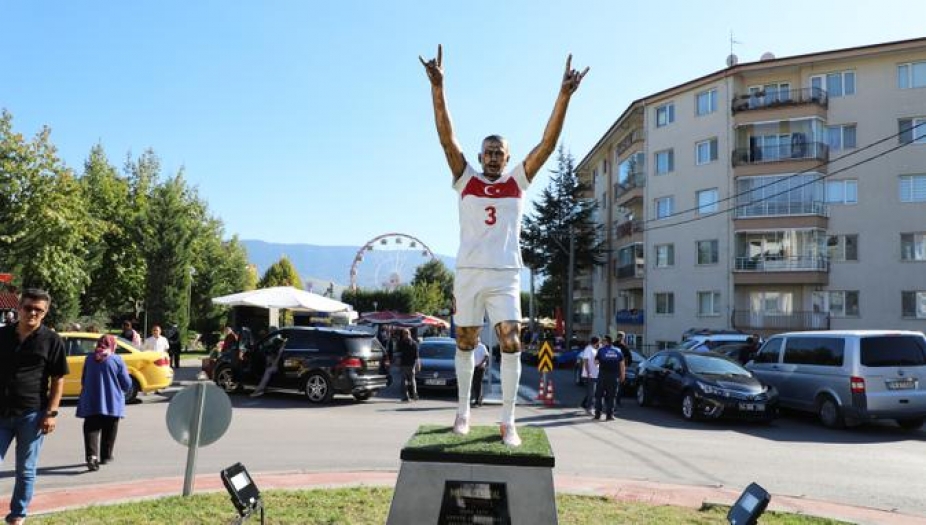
top-left (28, 487), bottom-right (849, 524)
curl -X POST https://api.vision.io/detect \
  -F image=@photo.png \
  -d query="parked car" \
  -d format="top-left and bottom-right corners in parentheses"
top-left (59, 331), bottom-right (174, 403)
top-left (415, 337), bottom-right (458, 392)
top-left (747, 330), bottom-right (926, 429)
top-left (636, 350), bottom-right (779, 422)
top-left (711, 342), bottom-right (756, 364)
top-left (676, 333), bottom-right (756, 352)
top-left (681, 328), bottom-right (746, 341)
top-left (574, 348), bottom-right (646, 397)
top-left (212, 326), bottom-right (388, 403)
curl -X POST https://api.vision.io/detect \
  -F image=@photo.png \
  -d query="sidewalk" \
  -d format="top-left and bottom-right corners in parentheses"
top-left (26, 469), bottom-right (926, 525)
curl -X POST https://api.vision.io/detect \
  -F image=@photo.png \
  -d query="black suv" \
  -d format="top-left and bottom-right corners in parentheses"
top-left (212, 327), bottom-right (388, 403)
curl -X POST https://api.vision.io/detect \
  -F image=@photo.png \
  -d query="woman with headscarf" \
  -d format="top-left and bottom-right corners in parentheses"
top-left (76, 334), bottom-right (132, 471)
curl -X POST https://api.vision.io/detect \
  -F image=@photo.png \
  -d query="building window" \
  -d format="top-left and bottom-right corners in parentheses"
top-left (656, 340), bottom-right (675, 350)
top-left (695, 138), bottom-right (718, 165)
top-left (901, 233), bottom-right (926, 261)
top-left (697, 291), bottom-right (721, 316)
top-left (827, 234), bottom-right (858, 262)
top-left (748, 83), bottom-right (791, 107)
top-left (655, 196), bottom-right (674, 220)
top-left (696, 89), bottom-right (717, 116)
top-left (813, 291), bottom-right (860, 318)
top-left (655, 102), bottom-right (675, 127)
top-left (902, 291), bottom-right (926, 318)
top-left (655, 149), bottom-right (674, 174)
top-left (750, 292), bottom-right (793, 314)
top-left (811, 71), bottom-right (855, 98)
top-left (825, 180), bottom-right (858, 204)
top-left (696, 239), bottom-right (719, 265)
top-left (898, 117), bottom-right (926, 144)
top-left (900, 174), bottom-right (926, 202)
top-left (655, 244), bottom-right (675, 268)
top-left (898, 61), bottom-right (926, 89)
top-left (655, 292), bottom-right (675, 314)
top-left (826, 124), bottom-right (857, 151)
top-left (696, 188), bottom-right (719, 214)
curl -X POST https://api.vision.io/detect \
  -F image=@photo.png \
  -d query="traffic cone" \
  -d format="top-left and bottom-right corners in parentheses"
top-left (535, 376), bottom-right (546, 400)
top-left (545, 378), bottom-right (555, 407)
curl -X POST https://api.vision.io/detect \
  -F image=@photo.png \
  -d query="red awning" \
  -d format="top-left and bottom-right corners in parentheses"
top-left (0, 291), bottom-right (18, 310)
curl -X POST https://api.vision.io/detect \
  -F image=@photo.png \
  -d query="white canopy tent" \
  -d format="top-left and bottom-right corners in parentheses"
top-left (211, 286), bottom-right (356, 326)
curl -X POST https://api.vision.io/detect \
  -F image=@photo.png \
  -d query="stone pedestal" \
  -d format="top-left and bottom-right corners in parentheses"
top-left (387, 425), bottom-right (557, 525)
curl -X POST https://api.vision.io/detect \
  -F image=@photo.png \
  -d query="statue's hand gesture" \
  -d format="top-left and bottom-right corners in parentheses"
top-left (419, 44), bottom-right (444, 87)
top-left (561, 54), bottom-right (589, 95)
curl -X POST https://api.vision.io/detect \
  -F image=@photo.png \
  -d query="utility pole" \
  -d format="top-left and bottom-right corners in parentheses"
top-left (566, 225), bottom-right (575, 348)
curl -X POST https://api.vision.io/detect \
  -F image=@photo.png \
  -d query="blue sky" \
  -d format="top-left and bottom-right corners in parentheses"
top-left (2, 1), bottom-right (924, 258)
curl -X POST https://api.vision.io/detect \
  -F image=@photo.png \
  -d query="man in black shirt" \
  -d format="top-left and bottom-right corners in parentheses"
top-left (0, 288), bottom-right (69, 525)
top-left (593, 335), bottom-right (626, 421)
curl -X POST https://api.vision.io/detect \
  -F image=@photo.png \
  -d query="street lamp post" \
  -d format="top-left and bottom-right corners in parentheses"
top-left (187, 267), bottom-right (196, 335)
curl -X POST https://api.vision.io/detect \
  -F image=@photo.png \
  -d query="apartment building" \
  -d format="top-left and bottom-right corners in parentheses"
top-left (576, 37), bottom-right (926, 350)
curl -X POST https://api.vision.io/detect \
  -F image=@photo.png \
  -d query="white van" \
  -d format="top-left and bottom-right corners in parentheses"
top-left (747, 330), bottom-right (926, 429)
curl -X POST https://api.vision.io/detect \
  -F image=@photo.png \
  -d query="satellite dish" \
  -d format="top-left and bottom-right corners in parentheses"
top-left (726, 54), bottom-right (739, 67)
top-left (760, 52), bottom-right (776, 61)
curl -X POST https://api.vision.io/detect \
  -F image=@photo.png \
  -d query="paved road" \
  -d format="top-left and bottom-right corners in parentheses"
top-left (3, 359), bottom-right (925, 518)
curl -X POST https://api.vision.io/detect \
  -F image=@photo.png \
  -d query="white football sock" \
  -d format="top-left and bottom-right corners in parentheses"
top-left (455, 349), bottom-right (475, 418)
top-left (500, 352), bottom-right (522, 426)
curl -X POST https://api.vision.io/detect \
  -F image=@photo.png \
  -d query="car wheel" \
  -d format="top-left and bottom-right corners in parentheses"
top-left (681, 391), bottom-right (698, 421)
top-left (214, 366), bottom-right (241, 394)
top-left (304, 372), bottom-right (334, 404)
top-left (817, 395), bottom-right (845, 429)
top-left (126, 378), bottom-right (141, 403)
top-left (353, 392), bottom-right (373, 402)
top-left (897, 418), bottom-right (924, 430)
top-left (636, 383), bottom-right (650, 407)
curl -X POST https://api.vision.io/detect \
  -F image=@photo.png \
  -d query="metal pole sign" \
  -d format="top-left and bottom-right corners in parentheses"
top-left (537, 340), bottom-right (554, 373)
top-left (166, 381), bottom-right (233, 496)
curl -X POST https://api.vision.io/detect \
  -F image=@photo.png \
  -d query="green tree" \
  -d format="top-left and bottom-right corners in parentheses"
top-left (0, 110), bottom-right (96, 325)
top-left (410, 259), bottom-right (453, 313)
top-left (521, 145), bottom-right (604, 328)
top-left (258, 256), bottom-right (303, 326)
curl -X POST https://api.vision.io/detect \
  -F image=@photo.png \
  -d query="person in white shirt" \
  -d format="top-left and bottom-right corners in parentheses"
top-left (421, 44), bottom-right (588, 447)
top-left (471, 338), bottom-right (489, 407)
top-left (141, 325), bottom-right (169, 353)
top-left (580, 336), bottom-right (600, 415)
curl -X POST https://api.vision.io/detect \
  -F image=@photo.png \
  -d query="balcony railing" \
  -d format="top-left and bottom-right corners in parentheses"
top-left (734, 255), bottom-right (828, 272)
top-left (734, 200), bottom-right (827, 218)
top-left (732, 141), bottom-right (829, 167)
top-left (613, 219), bottom-right (644, 239)
top-left (614, 129), bottom-right (645, 158)
top-left (614, 171), bottom-right (645, 199)
top-left (616, 263), bottom-right (645, 279)
top-left (732, 309), bottom-right (830, 331)
top-left (615, 309), bottom-right (645, 325)
top-left (731, 87), bottom-right (828, 114)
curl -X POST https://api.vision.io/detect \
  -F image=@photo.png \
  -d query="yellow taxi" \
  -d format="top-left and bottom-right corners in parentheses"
top-left (59, 332), bottom-right (174, 402)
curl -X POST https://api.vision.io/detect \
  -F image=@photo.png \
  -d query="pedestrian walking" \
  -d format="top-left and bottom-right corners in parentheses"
top-left (76, 334), bottom-right (132, 471)
top-left (579, 336), bottom-right (600, 414)
top-left (165, 324), bottom-right (182, 369)
top-left (471, 338), bottom-right (489, 407)
top-left (250, 335), bottom-right (287, 397)
top-left (141, 324), bottom-right (170, 353)
top-left (119, 320), bottom-right (141, 347)
top-left (0, 288), bottom-right (69, 525)
top-left (397, 328), bottom-right (420, 402)
top-left (420, 44), bottom-right (587, 447)
top-left (613, 332), bottom-right (632, 407)
top-left (594, 335), bottom-right (626, 421)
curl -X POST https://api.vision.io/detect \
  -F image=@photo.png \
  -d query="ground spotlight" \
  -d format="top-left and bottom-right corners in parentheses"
top-left (727, 482), bottom-right (770, 525)
top-left (221, 462), bottom-right (264, 524)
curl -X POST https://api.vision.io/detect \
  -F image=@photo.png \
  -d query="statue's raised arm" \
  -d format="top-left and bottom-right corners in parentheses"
top-left (522, 54), bottom-right (589, 181)
top-left (420, 44), bottom-right (466, 179)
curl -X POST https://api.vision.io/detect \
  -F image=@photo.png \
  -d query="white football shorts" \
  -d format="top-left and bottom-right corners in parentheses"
top-left (453, 268), bottom-right (521, 327)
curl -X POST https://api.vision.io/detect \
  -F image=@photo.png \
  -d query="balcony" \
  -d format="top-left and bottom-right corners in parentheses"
top-left (733, 255), bottom-right (828, 285)
top-left (614, 219), bottom-right (644, 240)
top-left (614, 171), bottom-right (645, 201)
top-left (734, 200), bottom-right (827, 219)
top-left (614, 129), bottom-right (645, 158)
top-left (731, 87), bottom-right (827, 114)
top-left (732, 141), bottom-right (828, 167)
top-left (732, 309), bottom-right (830, 331)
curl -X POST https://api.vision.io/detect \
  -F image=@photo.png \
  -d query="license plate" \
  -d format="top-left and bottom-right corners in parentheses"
top-left (425, 378), bottom-right (446, 386)
top-left (738, 403), bottom-right (765, 411)
top-left (367, 360), bottom-right (379, 368)
top-left (887, 379), bottom-right (916, 390)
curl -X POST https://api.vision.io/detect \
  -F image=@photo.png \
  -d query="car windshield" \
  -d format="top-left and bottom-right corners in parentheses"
top-left (685, 354), bottom-right (750, 376)
top-left (676, 340), bottom-right (700, 351)
top-left (418, 342), bottom-right (457, 359)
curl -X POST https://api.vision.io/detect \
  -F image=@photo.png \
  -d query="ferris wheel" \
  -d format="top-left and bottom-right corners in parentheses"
top-left (349, 233), bottom-right (438, 291)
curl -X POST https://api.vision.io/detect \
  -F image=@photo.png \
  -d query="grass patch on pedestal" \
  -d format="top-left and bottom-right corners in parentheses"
top-left (400, 424), bottom-right (554, 467)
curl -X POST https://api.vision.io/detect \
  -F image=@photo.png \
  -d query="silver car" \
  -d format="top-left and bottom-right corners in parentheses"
top-left (747, 330), bottom-right (926, 429)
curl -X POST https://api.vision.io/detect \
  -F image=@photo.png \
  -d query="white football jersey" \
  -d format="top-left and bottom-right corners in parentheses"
top-left (453, 162), bottom-right (530, 269)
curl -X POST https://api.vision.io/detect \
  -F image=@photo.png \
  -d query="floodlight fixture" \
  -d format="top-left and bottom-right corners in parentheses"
top-left (221, 462), bottom-right (264, 524)
top-left (727, 482), bottom-right (770, 525)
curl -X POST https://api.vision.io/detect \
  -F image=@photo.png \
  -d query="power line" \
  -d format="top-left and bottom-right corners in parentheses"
top-left (632, 120), bottom-right (925, 234)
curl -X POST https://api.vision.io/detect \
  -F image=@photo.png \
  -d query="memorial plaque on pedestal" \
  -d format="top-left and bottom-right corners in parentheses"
top-left (438, 480), bottom-right (510, 525)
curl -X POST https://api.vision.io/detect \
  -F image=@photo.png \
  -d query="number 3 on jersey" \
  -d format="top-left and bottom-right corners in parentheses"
top-left (484, 205), bottom-right (497, 225)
